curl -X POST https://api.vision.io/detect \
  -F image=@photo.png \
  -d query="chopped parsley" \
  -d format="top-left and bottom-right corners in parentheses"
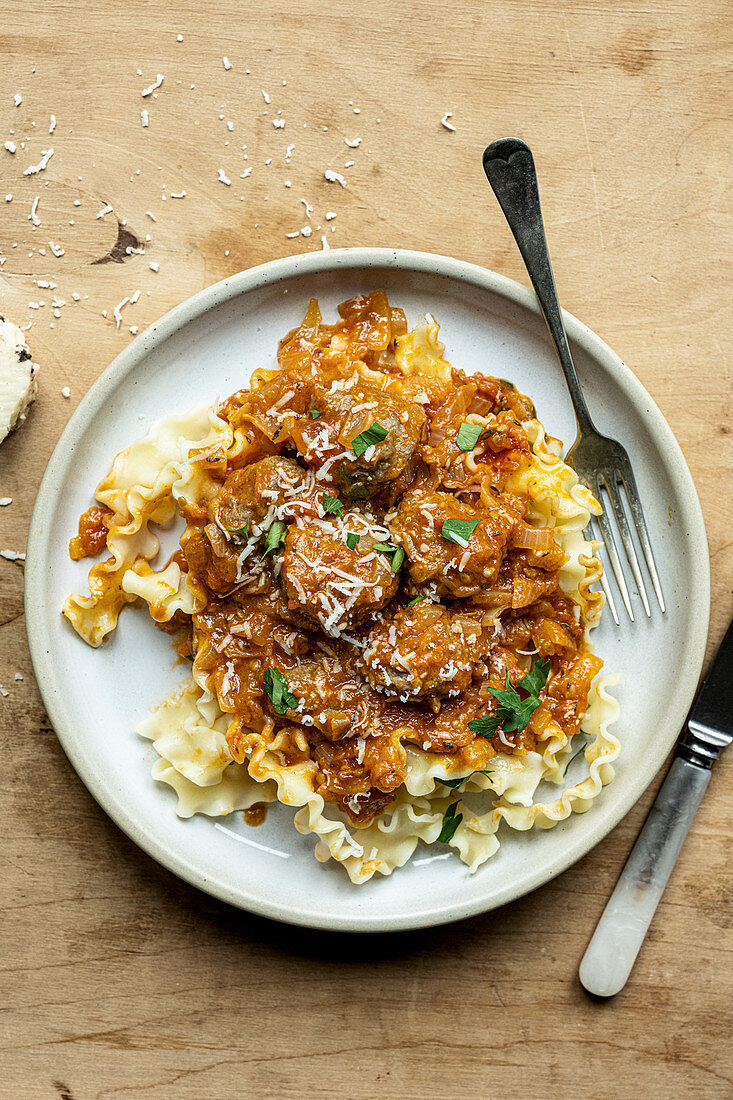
top-left (467, 714), bottom-right (503, 738)
top-left (322, 493), bottom-right (344, 516)
top-left (230, 520), bottom-right (250, 538)
top-left (351, 422), bottom-right (389, 457)
top-left (309, 408), bottom-right (321, 419)
top-left (441, 517), bottom-right (479, 547)
top-left (345, 531), bottom-right (359, 551)
top-left (372, 540), bottom-right (405, 573)
top-left (562, 742), bottom-right (586, 777)
top-left (407, 595), bottom-right (424, 607)
top-left (437, 801), bottom-right (463, 843)
top-left (437, 769), bottom-right (493, 789)
top-left (521, 657), bottom-right (552, 697)
top-left (262, 520), bottom-right (287, 557)
top-left (263, 666), bottom-right (298, 714)
top-left (337, 464), bottom-right (370, 500)
top-left (456, 422), bottom-right (484, 451)
top-left (468, 657), bottom-right (551, 739)
top-left (391, 548), bottom-right (405, 572)
top-left (183, 654), bottom-right (195, 662)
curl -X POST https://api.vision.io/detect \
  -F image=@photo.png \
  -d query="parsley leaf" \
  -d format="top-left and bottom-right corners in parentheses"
top-left (469, 658), bottom-right (551, 740)
top-left (337, 464), bottom-right (370, 500)
top-left (263, 666), bottom-right (298, 714)
top-left (456, 422), bottom-right (484, 451)
top-left (322, 493), bottom-right (344, 516)
top-left (520, 656), bottom-right (552, 698)
top-left (390, 547), bottom-right (405, 573)
top-left (467, 715), bottom-right (502, 736)
top-left (309, 409), bottom-right (321, 419)
top-left (407, 595), bottom-right (424, 607)
top-left (441, 517), bottom-right (479, 547)
top-left (438, 769), bottom-right (493, 789)
top-left (372, 540), bottom-right (405, 573)
top-left (351, 422), bottom-right (389, 457)
top-left (345, 532), bottom-right (359, 551)
top-left (437, 801), bottom-right (463, 843)
top-left (262, 520), bottom-right (287, 557)
top-left (562, 741), bottom-right (586, 777)
top-left (230, 520), bottom-right (250, 538)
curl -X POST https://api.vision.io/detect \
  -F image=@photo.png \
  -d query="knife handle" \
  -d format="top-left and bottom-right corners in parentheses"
top-left (579, 756), bottom-right (710, 997)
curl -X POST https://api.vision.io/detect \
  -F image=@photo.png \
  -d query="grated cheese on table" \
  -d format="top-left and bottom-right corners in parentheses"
top-left (141, 74), bottom-right (164, 98)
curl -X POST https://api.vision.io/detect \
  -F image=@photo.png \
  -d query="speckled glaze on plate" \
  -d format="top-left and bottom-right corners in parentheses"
top-left (26, 248), bottom-right (709, 931)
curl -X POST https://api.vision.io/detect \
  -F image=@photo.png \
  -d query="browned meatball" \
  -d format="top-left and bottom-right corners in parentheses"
top-left (390, 490), bottom-right (522, 598)
top-left (279, 518), bottom-right (398, 636)
top-left (181, 521), bottom-right (269, 597)
top-left (359, 602), bottom-right (488, 701)
top-left (181, 457), bottom-right (314, 597)
top-left (288, 384), bottom-right (426, 498)
top-left (210, 455), bottom-right (314, 535)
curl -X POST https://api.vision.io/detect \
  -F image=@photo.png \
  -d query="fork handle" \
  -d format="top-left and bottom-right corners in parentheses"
top-left (483, 138), bottom-right (595, 435)
top-left (579, 756), bottom-right (710, 997)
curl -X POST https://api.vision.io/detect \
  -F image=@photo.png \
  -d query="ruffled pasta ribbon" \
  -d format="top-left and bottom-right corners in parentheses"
top-left (63, 405), bottom-right (231, 646)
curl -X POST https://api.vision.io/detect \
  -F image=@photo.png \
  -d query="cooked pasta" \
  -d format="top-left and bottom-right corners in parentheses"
top-left (64, 292), bottom-right (619, 883)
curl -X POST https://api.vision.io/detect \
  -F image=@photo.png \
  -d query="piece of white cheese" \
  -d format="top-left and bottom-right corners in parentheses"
top-left (0, 318), bottom-right (37, 444)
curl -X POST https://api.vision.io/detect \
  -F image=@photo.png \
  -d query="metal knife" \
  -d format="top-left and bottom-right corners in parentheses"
top-left (579, 617), bottom-right (733, 997)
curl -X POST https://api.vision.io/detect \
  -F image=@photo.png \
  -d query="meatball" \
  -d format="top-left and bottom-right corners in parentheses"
top-left (210, 456), bottom-right (314, 535)
top-left (390, 490), bottom-right (522, 598)
top-left (181, 521), bottom-right (269, 597)
top-left (181, 457), bottom-right (316, 597)
top-left (359, 602), bottom-right (488, 701)
top-left (279, 518), bottom-right (398, 636)
top-left (289, 384), bottom-right (426, 498)
top-left (337, 389), bottom-right (426, 495)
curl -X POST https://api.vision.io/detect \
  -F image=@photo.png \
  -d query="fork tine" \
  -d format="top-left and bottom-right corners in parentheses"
top-left (600, 474), bottom-right (651, 618)
top-left (590, 517), bottom-right (619, 625)
top-left (619, 463), bottom-right (666, 613)
top-left (594, 480), bottom-right (635, 621)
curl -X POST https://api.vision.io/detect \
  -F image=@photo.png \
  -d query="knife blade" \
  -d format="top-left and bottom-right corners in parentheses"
top-left (682, 616), bottom-right (733, 763)
top-left (579, 617), bottom-right (732, 997)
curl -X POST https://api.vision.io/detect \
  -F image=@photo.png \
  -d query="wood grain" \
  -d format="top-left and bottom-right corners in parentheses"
top-left (1, 1), bottom-right (731, 1097)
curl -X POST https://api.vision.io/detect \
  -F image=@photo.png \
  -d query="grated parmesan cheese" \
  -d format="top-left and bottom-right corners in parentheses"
top-left (141, 74), bottom-right (164, 98)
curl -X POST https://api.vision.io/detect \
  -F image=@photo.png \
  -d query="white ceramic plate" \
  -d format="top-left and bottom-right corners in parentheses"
top-left (26, 248), bottom-right (709, 931)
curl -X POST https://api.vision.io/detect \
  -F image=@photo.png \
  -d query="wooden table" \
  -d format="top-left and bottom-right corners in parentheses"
top-left (2, 2), bottom-right (731, 1096)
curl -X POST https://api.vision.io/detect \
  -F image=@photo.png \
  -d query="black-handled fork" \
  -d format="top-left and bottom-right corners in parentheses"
top-left (483, 137), bottom-right (665, 623)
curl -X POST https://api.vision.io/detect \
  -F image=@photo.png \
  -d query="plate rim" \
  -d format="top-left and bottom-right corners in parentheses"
top-left (25, 246), bottom-right (710, 931)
